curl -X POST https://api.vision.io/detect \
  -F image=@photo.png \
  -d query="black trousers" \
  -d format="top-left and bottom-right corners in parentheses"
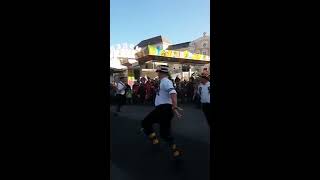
top-left (202, 103), bottom-right (212, 127)
top-left (139, 94), bottom-right (145, 104)
top-left (116, 94), bottom-right (126, 112)
top-left (141, 104), bottom-right (174, 144)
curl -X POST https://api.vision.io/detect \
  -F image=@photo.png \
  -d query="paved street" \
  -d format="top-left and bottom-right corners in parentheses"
top-left (110, 104), bottom-right (210, 180)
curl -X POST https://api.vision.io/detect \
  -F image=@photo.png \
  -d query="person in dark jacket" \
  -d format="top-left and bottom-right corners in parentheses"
top-left (138, 81), bottom-right (146, 104)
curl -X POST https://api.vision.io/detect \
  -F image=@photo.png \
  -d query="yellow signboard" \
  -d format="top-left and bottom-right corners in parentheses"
top-left (146, 45), bottom-right (209, 61)
top-left (173, 51), bottom-right (180, 58)
top-left (183, 51), bottom-right (189, 58)
top-left (148, 45), bottom-right (157, 55)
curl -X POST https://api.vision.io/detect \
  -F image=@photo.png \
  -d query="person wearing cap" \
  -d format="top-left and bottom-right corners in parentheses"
top-left (194, 72), bottom-right (211, 127)
top-left (140, 65), bottom-right (183, 158)
top-left (115, 76), bottom-right (127, 113)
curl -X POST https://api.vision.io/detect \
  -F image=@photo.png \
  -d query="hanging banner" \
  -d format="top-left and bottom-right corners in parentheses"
top-left (127, 69), bottom-right (135, 87)
top-left (142, 45), bottom-right (210, 61)
top-left (173, 51), bottom-right (180, 58)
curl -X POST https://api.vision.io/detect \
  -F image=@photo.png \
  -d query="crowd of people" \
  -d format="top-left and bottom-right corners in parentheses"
top-left (110, 75), bottom-right (205, 107)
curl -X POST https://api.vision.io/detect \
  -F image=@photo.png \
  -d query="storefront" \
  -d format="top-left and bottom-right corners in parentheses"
top-left (118, 58), bottom-right (139, 87)
top-left (110, 68), bottom-right (127, 83)
top-left (135, 45), bottom-right (210, 79)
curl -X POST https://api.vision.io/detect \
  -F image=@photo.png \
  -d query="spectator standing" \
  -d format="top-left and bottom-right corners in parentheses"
top-left (138, 80), bottom-right (146, 104)
top-left (132, 81), bottom-right (139, 104)
top-left (125, 83), bottom-right (132, 105)
top-left (196, 72), bottom-right (211, 127)
top-left (115, 76), bottom-right (127, 112)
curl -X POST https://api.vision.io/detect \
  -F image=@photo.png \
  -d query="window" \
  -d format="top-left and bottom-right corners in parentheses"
top-left (203, 51), bottom-right (207, 55)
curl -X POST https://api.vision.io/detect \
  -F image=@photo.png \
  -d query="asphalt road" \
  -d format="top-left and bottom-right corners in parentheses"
top-left (110, 104), bottom-right (210, 180)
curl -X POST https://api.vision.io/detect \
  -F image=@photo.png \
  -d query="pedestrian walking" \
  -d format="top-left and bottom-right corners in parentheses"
top-left (194, 72), bottom-right (211, 127)
top-left (115, 76), bottom-right (127, 112)
top-left (140, 65), bottom-right (183, 158)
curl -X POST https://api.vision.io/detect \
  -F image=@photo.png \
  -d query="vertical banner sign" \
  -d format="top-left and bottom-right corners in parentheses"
top-left (127, 69), bottom-right (134, 88)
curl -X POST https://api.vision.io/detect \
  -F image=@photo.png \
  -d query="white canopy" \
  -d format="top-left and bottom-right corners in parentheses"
top-left (110, 43), bottom-right (139, 69)
top-left (110, 57), bottom-right (127, 70)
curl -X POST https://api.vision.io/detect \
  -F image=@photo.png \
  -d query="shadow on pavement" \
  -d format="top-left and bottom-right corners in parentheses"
top-left (110, 113), bottom-right (210, 180)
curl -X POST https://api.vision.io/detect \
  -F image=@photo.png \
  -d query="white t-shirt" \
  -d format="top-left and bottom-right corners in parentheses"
top-left (198, 81), bottom-right (210, 103)
top-left (155, 77), bottom-right (177, 106)
top-left (116, 81), bottom-right (126, 95)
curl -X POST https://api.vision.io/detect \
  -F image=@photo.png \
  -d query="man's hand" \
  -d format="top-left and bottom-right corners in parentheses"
top-left (172, 106), bottom-right (183, 119)
top-left (170, 93), bottom-right (183, 119)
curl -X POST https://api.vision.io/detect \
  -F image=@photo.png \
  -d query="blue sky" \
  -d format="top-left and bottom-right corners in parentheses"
top-left (110, 0), bottom-right (210, 46)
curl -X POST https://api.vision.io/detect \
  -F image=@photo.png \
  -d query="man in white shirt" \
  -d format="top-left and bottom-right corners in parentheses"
top-left (115, 76), bottom-right (127, 112)
top-left (195, 72), bottom-right (211, 127)
top-left (140, 65), bottom-right (183, 158)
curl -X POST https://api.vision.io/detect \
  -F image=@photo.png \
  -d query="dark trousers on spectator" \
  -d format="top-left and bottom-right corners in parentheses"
top-left (139, 94), bottom-right (145, 104)
top-left (202, 103), bottom-right (212, 127)
top-left (132, 94), bottom-right (138, 104)
top-left (126, 98), bottom-right (132, 105)
top-left (195, 95), bottom-right (202, 109)
top-left (141, 104), bottom-right (175, 145)
top-left (116, 94), bottom-right (126, 112)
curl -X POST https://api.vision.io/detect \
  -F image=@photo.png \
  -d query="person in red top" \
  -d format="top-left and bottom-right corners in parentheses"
top-left (138, 78), bottom-right (146, 104)
top-left (146, 80), bottom-right (151, 104)
top-left (150, 80), bottom-right (156, 104)
top-left (132, 81), bottom-right (140, 104)
top-left (133, 81), bottom-right (139, 94)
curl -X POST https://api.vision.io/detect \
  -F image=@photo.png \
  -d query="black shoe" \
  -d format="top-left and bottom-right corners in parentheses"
top-left (140, 129), bottom-right (160, 145)
top-left (171, 144), bottom-right (183, 158)
top-left (148, 132), bottom-right (160, 145)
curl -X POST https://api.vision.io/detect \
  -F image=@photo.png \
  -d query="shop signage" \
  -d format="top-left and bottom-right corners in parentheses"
top-left (146, 45), bottom-right (209, 61)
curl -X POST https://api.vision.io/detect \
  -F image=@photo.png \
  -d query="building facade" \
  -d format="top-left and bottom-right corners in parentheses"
top-left (130, 33), bottom-right (211, 80)
top-left (135, 36), bottom-right (172, 78)
top-left (189, 32), bottom-right (210, 56)
top-left (162, 32), bottom-right (211, 78)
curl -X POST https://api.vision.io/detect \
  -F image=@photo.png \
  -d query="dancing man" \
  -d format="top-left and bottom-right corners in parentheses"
top-left (140, 65), bottom-right (183, 158)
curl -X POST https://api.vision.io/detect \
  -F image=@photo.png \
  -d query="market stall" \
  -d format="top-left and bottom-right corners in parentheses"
top-left (135, 45), bottom-right (210, 79)
top-left (110, 57), bottom-right (127, 83)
